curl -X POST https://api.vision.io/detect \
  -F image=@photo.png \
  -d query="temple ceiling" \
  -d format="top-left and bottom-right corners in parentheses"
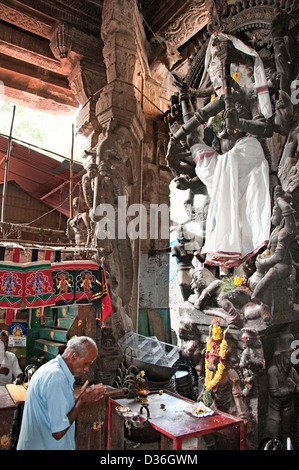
top-left (0, 0), bottom-right (209, 114)
top-left (1, 1), bottom-right (295, 115)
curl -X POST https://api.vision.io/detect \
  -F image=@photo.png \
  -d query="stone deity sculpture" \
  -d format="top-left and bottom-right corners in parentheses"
top-left (166, 33), bottom-right (272, 270)
top-left (248, 186), bottom-right (297, 311)
top-left (239, 328), bottom-right (265, 397)
top-left (66, 197), bottom-right (91, 247)
top-left (171, 226), bottom-right (196, 301)
top-left (265, 332), bottom-right (299, 444)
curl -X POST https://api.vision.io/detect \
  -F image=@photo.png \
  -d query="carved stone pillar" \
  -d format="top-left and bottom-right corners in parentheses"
top-left (50, 22), bottom-right (107, 152)
top-left (83, 0), bottom-right (148, 384)
top-left (96, 0), bottom-right (146, 294)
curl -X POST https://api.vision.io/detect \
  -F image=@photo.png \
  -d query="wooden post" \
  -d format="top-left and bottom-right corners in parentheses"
top-left (92, 146), bottom-right (100, 216)
top-left (1, 105), bottom-right (16, 223)
top-left (69, 123), bottom-right (74, 219)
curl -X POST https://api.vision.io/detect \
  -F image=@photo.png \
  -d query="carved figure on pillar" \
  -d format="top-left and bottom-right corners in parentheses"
top-left (66, 197), bottom-right (92, 247)
top-left (248, 186), bottom-right (298, 312)
top-left (265, 331), bottom-right (299, 445)
top-left (171, 226), bottom-right (196, 302)
top-left (164, 0), bottom-right (299, 450)
top-left (81, 160), bottom-right (99, 245)
top-left (239, 328), bottom-right (265, 398)
top-left (178, 321), bottom-right (203, 367)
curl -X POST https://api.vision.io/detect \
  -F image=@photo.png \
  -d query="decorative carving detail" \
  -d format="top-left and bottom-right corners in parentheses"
top-left (182, 0), bottom-right (299, 89)
top-left (0, 3), bottom-right (54, 38)
top-left (159, 0), bottom-right (209, 47)
top-left (50, 23), bottom-right (74, 59)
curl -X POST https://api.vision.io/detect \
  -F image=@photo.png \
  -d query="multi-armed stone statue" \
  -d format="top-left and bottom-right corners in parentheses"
top-left (166, 4), bottom-right (299, 449)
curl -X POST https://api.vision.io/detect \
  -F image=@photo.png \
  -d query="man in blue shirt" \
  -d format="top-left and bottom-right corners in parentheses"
top-left (17, 335), bottom-right (106, 450)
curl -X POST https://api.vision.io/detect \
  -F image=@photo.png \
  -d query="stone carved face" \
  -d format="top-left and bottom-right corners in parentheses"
top-left (271, 203), bottom-right (282, 227)
top-left (191, 267), bottom-right (216, 293)
top-left (208, 57), bottom-right (224, 96)
top-left (191, 269), bottom-right (206, 293)
top-left (241, 329), bottom-right (257, 346)
top-left (87, 163), bottom-right (98, 178)
top-left (99, 160), bottom-right (114, 176)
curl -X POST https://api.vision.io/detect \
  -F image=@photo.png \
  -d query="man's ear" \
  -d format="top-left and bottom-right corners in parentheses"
top-left (70, 351), bottom-right (79, 362)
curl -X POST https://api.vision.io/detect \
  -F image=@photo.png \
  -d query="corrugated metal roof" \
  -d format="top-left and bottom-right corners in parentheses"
top-left (0, 135), bottom-right (84, 218)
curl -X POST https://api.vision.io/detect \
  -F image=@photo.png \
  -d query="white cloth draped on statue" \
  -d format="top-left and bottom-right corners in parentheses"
top-left (191, 136), bottom-right (271, 268)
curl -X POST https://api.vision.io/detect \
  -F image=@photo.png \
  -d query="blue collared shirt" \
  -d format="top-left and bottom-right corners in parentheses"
top-left (17, 355), bottom-right (76, 450)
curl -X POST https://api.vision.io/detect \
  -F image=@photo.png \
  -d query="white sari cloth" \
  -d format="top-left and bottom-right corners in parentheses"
top-left (191, 136), bottom-right (271, 268)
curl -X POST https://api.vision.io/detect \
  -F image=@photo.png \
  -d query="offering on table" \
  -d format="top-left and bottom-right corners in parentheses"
top-left (186, 401), bottom-right (214, 418)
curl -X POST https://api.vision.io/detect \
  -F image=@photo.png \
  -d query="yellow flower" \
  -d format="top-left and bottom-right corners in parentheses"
top-left (232, 72), bottom-right (240, 82)
top-left (140, 370), bottom-right (145, 377)
top-left (205, 362), bottom-right (226, 390)
top-left (204, 327), bottom-right (228, 391)
top-left (234, 276), bottom-right (243, 287)
top-left (219, 339), bottom-right (228, 358)
top-left (206, 336), bottom-right (212, 351)
top-left (212, 324), bottom-right (223, 341)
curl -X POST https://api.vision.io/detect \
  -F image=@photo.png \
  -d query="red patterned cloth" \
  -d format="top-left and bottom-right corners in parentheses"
top-left (52, 261), bottom-right (75, 306)
top-left (23, 262), bottom-right (55, 308)
top-left (0, 261), bottom-right (55, 310)
top-left (0, 261), bottom-right (24, 310)
top-left (52, 260), bottom-right (99, 305)
top-left (74, 261), bottom-right (99, 304)
top-left (92, 264), bottom-right (112, 323)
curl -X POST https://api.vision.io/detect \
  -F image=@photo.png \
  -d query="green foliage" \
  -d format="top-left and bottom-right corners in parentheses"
top-left (201, 388), bottom-right (214, 408)
top-left (211, 113), bottom-right (223, 133)
top-left (220, 276), bottom-right (238, 294)
top-left (0, 100), bottom-right (80, 160)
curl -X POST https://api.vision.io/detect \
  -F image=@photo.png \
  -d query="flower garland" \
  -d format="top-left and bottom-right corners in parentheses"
top-left (205, 324), bottom-right (228, 391)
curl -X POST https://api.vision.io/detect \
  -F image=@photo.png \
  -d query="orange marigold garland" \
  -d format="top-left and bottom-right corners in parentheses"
top-left (205, 324), bottom-right (228, 391)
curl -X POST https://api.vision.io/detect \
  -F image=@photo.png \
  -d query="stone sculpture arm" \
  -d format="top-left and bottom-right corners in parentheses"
top-left (227, 368), bottom-right (250, 419)
top-left (271, 11), bottom-right (292, 95)
top-left (194, 279), bottom-right (223, 309)
top-left (268, 367), bottom-right (297, 398)
top-left (170, 97), bottom-right (225, 145)
top-left (230, 115), bottom-right (274, 138)
top-left (166, 95), bottom-right (224, 176)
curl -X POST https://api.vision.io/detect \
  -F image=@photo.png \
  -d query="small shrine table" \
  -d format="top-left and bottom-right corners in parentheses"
top-left (107, 391), bottom-right (245, 450)
top-left (6, 383), bottom-right (27, 404)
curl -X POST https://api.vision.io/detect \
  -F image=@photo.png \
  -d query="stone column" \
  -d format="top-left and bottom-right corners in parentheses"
top-left (50, 22), bottom-right (107, 153)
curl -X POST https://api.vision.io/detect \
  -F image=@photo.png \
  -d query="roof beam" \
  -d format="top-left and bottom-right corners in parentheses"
top-left (0, 0), bottom-right (55, 39)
